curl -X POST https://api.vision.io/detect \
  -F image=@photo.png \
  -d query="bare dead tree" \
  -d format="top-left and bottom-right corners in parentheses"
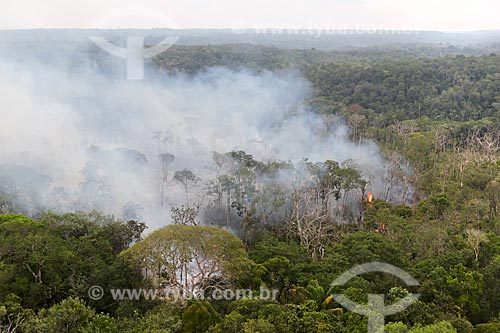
top-left (466, 228), bottom-right (489, 261)
top-left (288, 189), bottom-right (335, 260)
top-left (475, 129), bottom-right (500, 162)
top-left (434, 128), bottom-right (450, 155)
top-left (391, 121), bottom-right (417, 145)
top-left (0, 313), bottom-right (26, 333)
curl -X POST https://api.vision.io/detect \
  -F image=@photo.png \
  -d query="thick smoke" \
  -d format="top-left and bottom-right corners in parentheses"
top-left (0, 39), bottom-right (411, 228)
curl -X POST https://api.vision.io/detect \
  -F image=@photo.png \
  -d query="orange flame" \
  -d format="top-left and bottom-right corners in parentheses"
top-left (367, 192), bottom-right (373, 203)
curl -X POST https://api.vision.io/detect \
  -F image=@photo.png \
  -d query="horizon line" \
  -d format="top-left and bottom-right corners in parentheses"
top-left (1, 27), bottom-right (500, 34)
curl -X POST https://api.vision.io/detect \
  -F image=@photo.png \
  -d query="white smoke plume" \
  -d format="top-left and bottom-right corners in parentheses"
top-left (0, 39), bottom-right (411, 228)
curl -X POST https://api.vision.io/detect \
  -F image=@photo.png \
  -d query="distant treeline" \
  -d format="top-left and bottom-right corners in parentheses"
top-left (154, 44), bottom-right (500, 122)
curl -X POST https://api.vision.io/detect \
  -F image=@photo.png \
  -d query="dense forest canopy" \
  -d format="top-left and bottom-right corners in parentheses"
top-left (1, 31), bottom-right (500, 332)
top-left (153, 44), bottom-right (500, 122)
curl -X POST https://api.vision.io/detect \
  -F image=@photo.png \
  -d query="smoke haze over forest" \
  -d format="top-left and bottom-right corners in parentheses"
top-left (0, 34), bottom-right (411, 228)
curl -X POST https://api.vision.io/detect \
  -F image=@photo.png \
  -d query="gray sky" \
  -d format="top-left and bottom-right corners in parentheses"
top-left (1, 0), bottom-right (499, 31)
